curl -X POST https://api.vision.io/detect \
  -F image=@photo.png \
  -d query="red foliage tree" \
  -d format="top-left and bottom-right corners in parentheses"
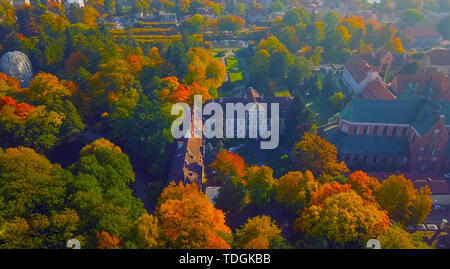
top-left (0, 96), bottom-right (35, 119)
top-left (310, 182), bottom-right (353, 207)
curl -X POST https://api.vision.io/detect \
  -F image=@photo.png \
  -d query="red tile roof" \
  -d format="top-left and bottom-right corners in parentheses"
top-left (403, 26), bottom-right (441, 39)
top-left (344, 56), bottom-right (375, 83)
top-left (390, 74), bottom-right (450, 100)
top-left (363, 78), bottom-right (396, 100)
top-left (243, 87), bottom-right (260, 100)
top-left (368, 171), bottom-right (450, 195)
top-left (427, 49), bottom-right (450, 66)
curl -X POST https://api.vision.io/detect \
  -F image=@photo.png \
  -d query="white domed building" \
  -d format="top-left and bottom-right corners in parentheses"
top-left (0, 51), bottom-right (34, 87)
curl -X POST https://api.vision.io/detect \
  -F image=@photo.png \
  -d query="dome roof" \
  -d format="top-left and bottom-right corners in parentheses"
top-left (0, 51), bottom-right (34, 87)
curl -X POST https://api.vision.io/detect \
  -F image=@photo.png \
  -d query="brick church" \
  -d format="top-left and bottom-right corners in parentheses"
top-left (321, 81), bottom-right (450, 174)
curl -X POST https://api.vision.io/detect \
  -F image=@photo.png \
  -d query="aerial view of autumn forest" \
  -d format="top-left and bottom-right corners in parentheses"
top-left (1, 0), bottom-right (450, 254)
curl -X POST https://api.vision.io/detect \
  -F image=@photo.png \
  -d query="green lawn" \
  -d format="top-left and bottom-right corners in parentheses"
top-left (225, 56), bottom-right (238, 69)
top-left (274, 91), bottom-right (292, 97)
top-left (229, 72), bottom-right (243, 82)
top-left (225, 56), bottom-right (243, 83)
top-left (304, 94), bottom-right (335, 126)
top-left (213, 49), bottom-right (226, 58)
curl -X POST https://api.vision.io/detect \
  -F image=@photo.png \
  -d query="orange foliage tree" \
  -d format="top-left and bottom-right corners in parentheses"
top-left (310, 182), bottom-right (353, 207)
top-left (347, 171), bottom-right (379, 202)
top-left (159, 76), bottom-right (211, 104)
top-left (209, 150), bottom-right (247, 185)
top-left (156, 181), bottom-right (232, 249)
top-left (126, 54), bottom-right (143, 74)
top-left (82, 6), bottom-right (100, 28)
top-left (0, 73), bottom-right (22, 97)
top-left (96, 230), bottom-right (121, 249)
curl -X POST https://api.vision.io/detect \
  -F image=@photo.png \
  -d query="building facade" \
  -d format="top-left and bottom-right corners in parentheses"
top-left (342, 56), bottom-right (379, 94)
top-left (321, 88), bottom-right (450, 173)
top-left (169, 88), bottom-right (293, 188)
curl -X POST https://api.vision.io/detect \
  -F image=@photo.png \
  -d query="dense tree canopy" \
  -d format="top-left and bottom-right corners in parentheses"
top-left (0, 147), bottom-right (78, 248)
top-left (292, 133), bottom-right (348, 177)
top-left (210, 150), bottom-right (247, 185)
top-left (235, 215), bottom-right (285, 249)
top-left (297, 191), bottom-right (390, 244)
top-left (374, 175), bottom-right (432, 225)
top-left (156, 181), bottom-right (232, 249)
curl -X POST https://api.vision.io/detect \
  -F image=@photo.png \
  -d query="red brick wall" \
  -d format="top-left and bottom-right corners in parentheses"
top-left (409, 116), bottom-right (449, 173)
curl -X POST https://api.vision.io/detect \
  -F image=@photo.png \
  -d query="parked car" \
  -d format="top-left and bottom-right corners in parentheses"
top-left (228, 144), bottom-right (245, 153)
top-left (417, 224), bottom-right (427, 231)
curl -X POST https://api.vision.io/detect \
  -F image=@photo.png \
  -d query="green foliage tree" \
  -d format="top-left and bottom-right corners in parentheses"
top-left (396, 0), bottom-right (425, 10)
top-left (285, 93), bottom-right (316, 145)
top-left (401, 9), bottom-right (425, 27)
top-left (215, 176), bottom-right (248, 214)
top-left (69, 139), bottom-right (146, 247)
top-left (282, 7), bottom-right (311, 26)
top-left (107, 92), bottom-right (173, 178)
top-left (321, 26), bottom-right (351, 63)
top-left (329, 92), bottom-right (346, 112)
top-left (268, 47), bottom-right (291, 82)
top-left (0, 147), bottom-right (80, 248)
top-left (217, 15), bottom-right (245, 33)
top-left (244, 166), bottom-right (276, 209)
top-left (437, 16), bottom-right (450, 40)
top-left (249, 49), bottom-right (270, 90)
top-left (286, 56), bottom-right (310, 91)
top-left (269, 0), bottom-right (285, 12)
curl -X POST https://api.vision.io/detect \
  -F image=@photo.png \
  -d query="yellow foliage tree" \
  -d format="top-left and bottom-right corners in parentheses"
top-left (377, 225), bottom-right (416, 249)
top-left (292, 133), bottom-right (348, 177)
top-left (235, 215), bottom-right (282, 249)
top-left (374, 174), bottom-right (431, 224)
top-left (28, 73), bottom-right (74, 103)
top-left (81, 138), bottom-right (122, 156)
top-left (297, 191), bottom-right (390, 244)
top-left (82, 6), bottom-right (100, 28)
top-left (135, 213), bottom-right (161, 249)
top-left (275, 170), bottom-right (318, 210)
top-left (385, 37), bottom-right (404, 54)
top-left (185, 47), bottom-right (226, 90)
